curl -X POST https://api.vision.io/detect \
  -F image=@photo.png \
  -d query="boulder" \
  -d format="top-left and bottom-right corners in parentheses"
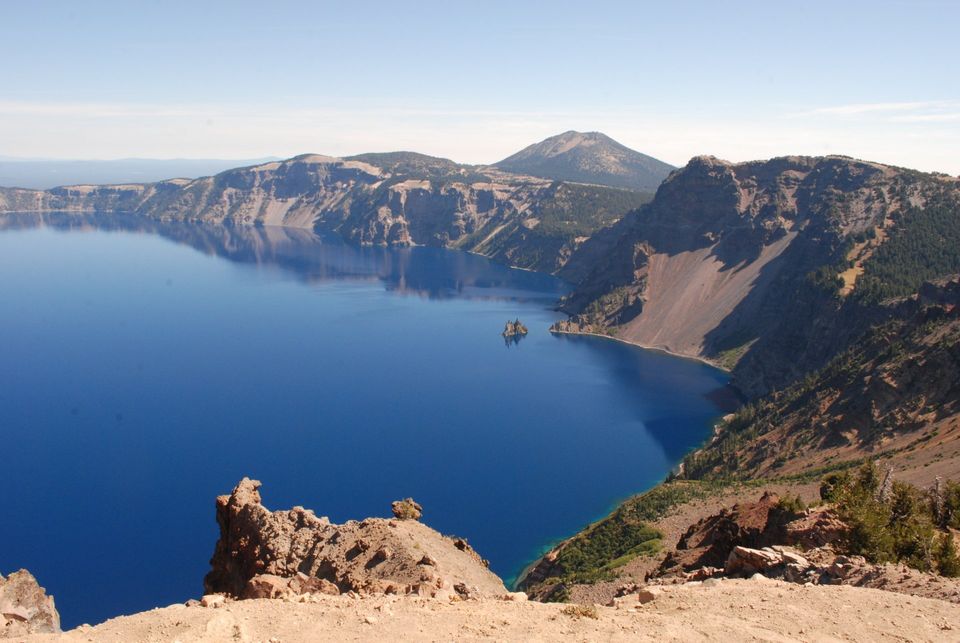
top-left (501, 591), bottom-right (528, 602)
top-left (371, 547), bottom-right (393, 564)
top-left (608, 593), bottom-right (640, 609)
top-left (826, 555), bottom-right (866, 581)
top-left (291, 573), bottom-right (340, 596)
top-left (779, 550), bottom-right (810, 568)
top-left (687, 566), bottom-right (723, 581)
top-left (200, 594), bottom-right (226, 608)
top-left (0, 569), bottom-right (60, 637)
top-left (725, 546), bottom-right (783, 576)
top-left (608, 586), bottom-right (662, 608)
top-left (636, 587), bottom-right (663, 604)
top-left (241, 575), bottom-right (291, 600)
top-left (614, 582), bottom-right (642, 598)
top-left (783, 508), bottom-right (847, 549)
top-left (784, 563), bottom-right (813, 584)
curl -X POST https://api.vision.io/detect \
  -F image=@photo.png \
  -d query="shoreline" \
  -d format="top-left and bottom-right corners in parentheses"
top-left (509, 327), bottom-right (743, 588)
top-left (511, 330), bottom-right (740, 590)
top-left (548, 327), bottom-right (731, 373)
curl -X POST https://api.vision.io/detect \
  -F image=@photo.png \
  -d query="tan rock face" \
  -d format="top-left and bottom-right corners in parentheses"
top-left (0, 153), bottom-right (649, 274)
top-left (0, 569), bottom-right (60, 637)
top-left (557, 154), bottom-right (960, 396)
top-left (204, 478), bottom-right (506, 600)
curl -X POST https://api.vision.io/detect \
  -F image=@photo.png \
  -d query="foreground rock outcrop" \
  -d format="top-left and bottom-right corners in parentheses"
top-left (648, 491), bottom-right (960, 604)
top-left (655, 491), bottom-right (840, 576)
top-left (1, 570), bottom-right (60, 637)
top-left (12, 481), bottom-right (960, 641)
top-left (204, 478), bottom-right (505, 601)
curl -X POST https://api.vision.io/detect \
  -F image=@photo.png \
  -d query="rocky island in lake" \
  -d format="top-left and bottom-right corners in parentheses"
top-left (501, 319), bottom-right (528, 338)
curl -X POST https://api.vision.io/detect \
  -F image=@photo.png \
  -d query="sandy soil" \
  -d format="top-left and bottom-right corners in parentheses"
top-left (26, 579), bottom-right (960, 642)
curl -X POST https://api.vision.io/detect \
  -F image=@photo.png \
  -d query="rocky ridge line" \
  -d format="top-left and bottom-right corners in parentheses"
top-left (204, 478), bottom-right (507, 602)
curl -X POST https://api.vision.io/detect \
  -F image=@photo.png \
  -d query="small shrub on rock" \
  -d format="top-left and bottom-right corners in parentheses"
top-left (391, 498), bottom-right (423, 521)
top-left (561, 604), bottom-right (599, 620)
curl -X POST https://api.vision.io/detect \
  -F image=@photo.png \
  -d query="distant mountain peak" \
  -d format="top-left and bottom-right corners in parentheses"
top-left (493, 131), bottom-right (674, 191)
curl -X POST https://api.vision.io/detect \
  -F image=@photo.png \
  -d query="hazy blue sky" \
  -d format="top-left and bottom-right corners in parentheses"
top-left (2, 0), bottom-right (958, 172)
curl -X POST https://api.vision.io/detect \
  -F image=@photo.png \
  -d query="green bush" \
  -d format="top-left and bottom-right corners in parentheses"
top-left (536, 481), bottom-right (720, 588)
top-left (936, 536), bottom-right (960, 577)
top-left (822, 462), bottom-right (955, 574)
top-left (775, 494), bottom-right (807, 518)
top-left (942, 480), bottom-right (960, 529)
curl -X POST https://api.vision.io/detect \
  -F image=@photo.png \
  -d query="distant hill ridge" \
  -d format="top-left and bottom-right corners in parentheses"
top-left (493, 130), bottom-right (676, 191)
top-left (0, 134), bottom-right (658, 274)
top-left (0, 157), bottom-right (280, 190)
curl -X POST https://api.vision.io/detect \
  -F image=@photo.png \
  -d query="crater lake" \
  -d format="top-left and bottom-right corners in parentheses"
top-left (0, 213), bottom-right (732, 627)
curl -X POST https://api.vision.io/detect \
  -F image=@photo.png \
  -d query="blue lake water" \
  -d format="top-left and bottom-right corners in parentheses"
top-left (0, 213), bottom-right (732, 627)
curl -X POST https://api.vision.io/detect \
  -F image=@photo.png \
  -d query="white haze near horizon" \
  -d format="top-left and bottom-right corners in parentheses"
top-left (2, 1), bottom-right (958, 175)
top-left (2, 99), bottom-right (958, 176)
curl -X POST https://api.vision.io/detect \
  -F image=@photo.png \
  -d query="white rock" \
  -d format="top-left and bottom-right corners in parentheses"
top-left (502, 592), bottom-right (528, 602)
top-left (781, 551), bottom-right (810, 568)
top-left (608, 593), bottom-right (640, 609)
top-left (200, 594), bottom-right (225, 608)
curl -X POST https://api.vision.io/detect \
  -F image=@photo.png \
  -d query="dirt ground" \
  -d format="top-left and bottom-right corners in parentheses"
top-left (25, 578), bottom-right (960, 642)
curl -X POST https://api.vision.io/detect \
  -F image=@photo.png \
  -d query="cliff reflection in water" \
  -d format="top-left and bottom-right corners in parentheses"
top-left (0, 212), bottom-right (569, 303)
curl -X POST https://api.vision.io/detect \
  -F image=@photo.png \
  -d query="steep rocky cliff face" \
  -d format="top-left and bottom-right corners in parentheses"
top-left (0, 150), bottom-right (650, 274)
top-left (556, 155), bottom-right (960, 396)
top-left (493, 130), bottom-right (675, 191)
top-left (681, 277), bottom-right (960, 481)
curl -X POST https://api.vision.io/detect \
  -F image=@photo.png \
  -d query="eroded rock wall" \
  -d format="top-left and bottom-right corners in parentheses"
top-left (204, 478), bottom-right (506, 600)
